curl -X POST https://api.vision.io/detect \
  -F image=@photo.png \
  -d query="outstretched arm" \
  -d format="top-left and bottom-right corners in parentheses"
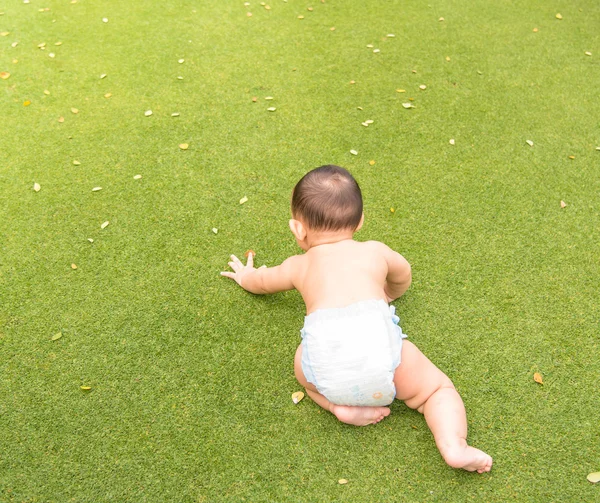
top-left (220, 252), bottom-right (297, 295)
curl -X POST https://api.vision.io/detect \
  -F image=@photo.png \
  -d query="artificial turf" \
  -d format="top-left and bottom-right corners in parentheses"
top-left (1, 0), bottom-right (599, 501)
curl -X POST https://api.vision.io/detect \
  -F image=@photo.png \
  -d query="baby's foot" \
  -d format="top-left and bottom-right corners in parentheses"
top-left (329, 404), bottom-right (391, 426)
top-left (442, 445), bottom-right (493, 473)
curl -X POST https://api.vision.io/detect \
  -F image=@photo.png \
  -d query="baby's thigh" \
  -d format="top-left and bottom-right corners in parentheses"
top-left (393, 340), bottom-right (454, 410)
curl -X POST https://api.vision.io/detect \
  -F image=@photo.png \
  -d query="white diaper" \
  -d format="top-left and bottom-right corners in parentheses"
top-left (300, 299), bottom-right (407, 407)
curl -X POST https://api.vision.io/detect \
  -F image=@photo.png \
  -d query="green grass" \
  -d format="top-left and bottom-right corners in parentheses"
top-left (1, 0), bottom-right (599, 501)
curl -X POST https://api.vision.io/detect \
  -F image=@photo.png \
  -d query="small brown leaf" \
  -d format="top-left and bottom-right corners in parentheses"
top-left (292, 391), bottom-right (304, 404)
top-left (0, 71), bottom-right (10, 80)
top-left (533, 372), bottom-right (543, 384)
top-left (71, 107), bottom-right (79, 114)
top-left (58, 116), bottom-right (64, 123)
top-left (587, 472), bottom-right (600, 484)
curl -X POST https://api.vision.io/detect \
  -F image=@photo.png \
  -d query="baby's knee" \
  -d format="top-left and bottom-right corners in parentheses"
top-left (408, 377), bottom-right (456, 413)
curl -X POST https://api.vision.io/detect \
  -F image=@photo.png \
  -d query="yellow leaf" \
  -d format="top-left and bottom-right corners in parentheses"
top-left (178, 58), bottom-right (185, 64)
top-left (350, 149), bottom-right (358, 155)
top-left (449, 139), bottom-right (455, 145)
top-left (419, 84), bottom-right (427, 90)
top-left (298, 15), bottom-right (304, 19)
top-left (51, 332), bottom-right (62, 341)
top-left (390, 207), bottom-right (395, 213)
top-left (239, 196), bottom-right (248, 204)
top-left (212, 228), bottom-right (218, 234)
top-left (133, 174), bottom-right (142, 179)
top-left (587, 472), bottom-right (600, 483)
top-left (92, 187), bottom-right (102, 192)
top-left (0, 71), bottom-right (10, 80)
top-left (71, 263), bottom-right (77, 270)
top-left (104, 93), bottom-right (112, 98)
top-left (560, 200), bottom-right (566, 208)
top-left (292, 391), bottom-right (304, 404)
top-left (23, 100), bottom-right (31, 106)
top-left (445, 56), bottom-right (451, 61)
top-left (44, 89), bottom-right (50, 95)
top-left (267, 107), bottom-right (276, 111)
top-left (73, 160), bottom-right (81, 165)
top-left (101, 221), bottom-right (109, 229)
top-left (369, 160), bottom-right (375, 165)
top-left (0, 31), bottom-right (9, 36)
top-left (58, 116), bottom-right (64, 123)
top-left (80, 386), bottom-right (92, 391)
top-left (568, 155), bottom-right (575, 159)
top-left (555, 13), bottom-right (562, 19)
top-left (179, 143), bottom-right (189, 150)
top-left (100, 73), bottom-right (107, 79)
top-left (533, 372), bottom-right (543, 384)
top-left (585, 51), bottom-right (592, 56)
top-left (144, 110), bottom-right (153, 116)
top-left (33, 182), bottom-right (41, 192)
top-left (396, 89), bottom-right (406, 93)
top-left (71, 107), bottom-right (79, 114)
top-left (338, 479), bottom-right (348, 485)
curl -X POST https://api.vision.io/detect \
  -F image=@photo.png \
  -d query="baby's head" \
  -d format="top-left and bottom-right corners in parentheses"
top-left (289, 165), bottom-right (364, 249)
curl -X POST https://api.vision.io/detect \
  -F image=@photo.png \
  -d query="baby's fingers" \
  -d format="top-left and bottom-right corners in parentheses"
top-left (246, 251), bottom-right (254, 268)
top-left (220, 271), bottom-right (235, 279)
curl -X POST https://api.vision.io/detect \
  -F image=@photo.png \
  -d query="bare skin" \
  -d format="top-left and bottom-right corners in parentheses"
top-left (221, 215), bottom-right (492, 473)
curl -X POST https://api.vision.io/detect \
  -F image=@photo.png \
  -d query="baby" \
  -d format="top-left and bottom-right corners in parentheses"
top-left (221, 165), bottom-right (492, 473)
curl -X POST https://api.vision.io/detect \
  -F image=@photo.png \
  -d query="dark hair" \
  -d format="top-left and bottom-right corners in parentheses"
top-left (291, 165), bottom-right (363, 231)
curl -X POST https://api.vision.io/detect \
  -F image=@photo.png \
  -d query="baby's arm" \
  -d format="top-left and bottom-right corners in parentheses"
top-left (380, 243), bottom-right (412, 302)
top-left (220, 252), bottom-right (297, 295)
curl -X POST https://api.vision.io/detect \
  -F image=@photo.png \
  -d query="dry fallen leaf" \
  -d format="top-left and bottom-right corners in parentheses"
top-left (267, 107), bottom-right (276, 112)
top-left (171, 112), bottom-right (180, 116)
top-left (251, 97), bottom-right (257, 102)
top-left (349, 80), bottom-right (355, 84)
top-left (402, 102), bottom-right (414, 109)
top-left (71, 263), bottom-right (77, 270)
top-left (144, 110), bottom-right (153, 116)
top-left (51, 332), bottom-right (62, 341)
top-left (55, 41), bottom-right (62, 46)
top-left (338, 479), bottom-right (348, 485)
top-left (44, 89), bottom-right (50, 95)
top-left (212, 228), bottom-right (218, 234)
top-left (555, 13), bottom-right (562, 19)
top-left (419, 84), bottom-right (427, 90)
top-left (298, 15), bottom-right (304, 19)
top-left (87, 238), bottom-right (94, 243)
top-left (80, 386), bottom-right (92, 391)
top-left (246, 12), bottom-right (252, 17)
top-left (396, 89), bottom-right (406, 93)
top-left (526, 140), bottom-right (534, 146)
top-left (92, 187), bottom-right (102, 192)
top-left (0, 71), bottom-right (10, 80)
top-left (178, 58), bottom-right (184, 63)
top-left (587, 472), bottom-right (600, 483)
top-left (292, 391), bottom-right (304, 404)
top-left (568, 155), bottom-right (575, 159)
top-left (48, 52), bottom-right (55, 58)
top-left (58, 116), bottom-right (64, 123)
top-left (445, 56), bottom-right (451, 61)
top-left (533, 372), bottom-right (543, 384)
top-left (439, 17), bottom-right (445, 21)
top-left (23, 100), bottom-right (31, 106)
top-left (71, 107), bottom-right (78, 114)
top-left (350, 150), bottom-right (358, 155)
top-left (585, 51), bottom-right (592, 56)
top-left (33, 182), bottom-right (41, 192)
top-left (239, 196), bottom-right (248, 204)
top-left (373, 48), bottom-right (380, 53)
top-left (387, 33), bottom-right (395, 37)
top-left (265, 96), bottom-right (274, 100)
top-left (533, 27), bottom-right (538, 32)
top-left (560, 200), bottom-right (567, 208)
top-left (133, 174), bottom-right (142, 179)
top-left (449, 139), bottom-right (455, 145)
top-left (390, 207), bottom-right (395, 213)
top-left (104, 93), bottom-right (112, 98)
top-left (102, 17), bottom-right (108, 23)
top-left (179, 143), bottom-right (189, 150)
top-left (101, 221), bottom-right (109, 229)
top-left (73, 160), bottom-right (81, 165)
top-left (100, 73), bottom-right (107, 79)
top-left (369, 160), bottom-right (375, 165)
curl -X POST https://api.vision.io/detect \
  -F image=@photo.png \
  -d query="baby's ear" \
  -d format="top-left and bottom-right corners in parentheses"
top-left (289, 219), bottom-right (307, 241)
top-left (355, 212), bottom-right (365, 231)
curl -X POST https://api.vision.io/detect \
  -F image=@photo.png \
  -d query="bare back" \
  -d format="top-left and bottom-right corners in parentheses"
top-left (292, 240), bottom-right (389, 314)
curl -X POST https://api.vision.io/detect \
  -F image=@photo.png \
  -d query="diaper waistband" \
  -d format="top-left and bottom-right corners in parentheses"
top-left (304, 298), bottom-right (398, 328)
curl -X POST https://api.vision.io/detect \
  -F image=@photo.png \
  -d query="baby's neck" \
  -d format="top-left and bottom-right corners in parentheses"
top-left (306, 230), bottom-right (355, 249)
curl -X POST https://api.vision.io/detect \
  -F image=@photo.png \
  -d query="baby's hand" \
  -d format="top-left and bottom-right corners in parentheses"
top-left (220, 252), bottom-right (263, 288)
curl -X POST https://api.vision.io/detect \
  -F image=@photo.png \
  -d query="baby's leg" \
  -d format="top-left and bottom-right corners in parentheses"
top-left (294, 345), bottom-right (390, 426)
top-left (394, 341), bottom-right (493, 473)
